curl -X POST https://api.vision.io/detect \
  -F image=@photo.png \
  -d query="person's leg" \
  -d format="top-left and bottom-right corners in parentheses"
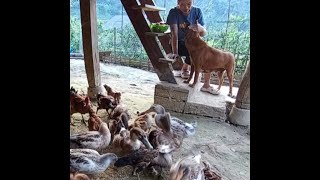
top-left (181, 63), bottom-right (189, 71)
top-left (178, 42), bottom-right (191, 79)
top-left (200, 73), bottom-right (220, 95)
top-left (181, 56), bottom-right (191, 78)
top-left (202, 73), bottom-right (211, 88)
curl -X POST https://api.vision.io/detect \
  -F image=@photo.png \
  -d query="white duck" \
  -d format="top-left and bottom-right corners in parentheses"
top-left (170, 116), bottom-right (197, 138)
top-left (70, 149), bottom-right (118, 176)
top-left (70, 122), bottom-right (111, 152)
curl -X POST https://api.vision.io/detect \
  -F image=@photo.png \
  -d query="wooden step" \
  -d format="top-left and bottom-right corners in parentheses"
top-left (159, 57), bottom-right (175, 63)
top-left (159, 53), bottom-right (177, 63)
top-left (133, 4), bottom-right (165, 11)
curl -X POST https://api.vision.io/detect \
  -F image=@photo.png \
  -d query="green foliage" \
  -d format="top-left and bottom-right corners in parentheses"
top-left (205, 16), bottom-right (250, 75)
top-left (70, 16), bottom-right (81, 52)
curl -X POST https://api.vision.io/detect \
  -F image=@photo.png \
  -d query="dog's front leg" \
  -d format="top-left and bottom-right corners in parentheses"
top-left (189, 68), bottom-right (200, 88)
top-left (227, 70), bottom-right (234, 97)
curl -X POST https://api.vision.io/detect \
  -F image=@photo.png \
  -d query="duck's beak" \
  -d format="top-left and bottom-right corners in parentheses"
top-left (141, 137), bottom-right (153, 149)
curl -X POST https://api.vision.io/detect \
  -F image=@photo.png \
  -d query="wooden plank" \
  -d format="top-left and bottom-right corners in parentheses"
top-left (70, 57), bottom-right (84, 60)
top-left (79, 0), bottom-right (102, 87)
top-left (121, 0), bottom-right (177, 84)
top-left (132, 4), bottom-right (165, 11)
top-left (70, 53), bottom-right (84, 57)
top-left (145, 32), bottom-right (170, 37)
top-left (159, 53), bottom-right (177, 63)
top-left (159, 57), bottom-right (174, 63)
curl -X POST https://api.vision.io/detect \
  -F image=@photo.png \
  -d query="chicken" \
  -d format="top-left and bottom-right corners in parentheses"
top-left (96, 93), bottom-right (116, 117)
top-left (103, 84), bottom-right (121, 104)
top-left (88, 108), bottom-right (102, 131)
top-left (70, 87), bottom-right (91, 126)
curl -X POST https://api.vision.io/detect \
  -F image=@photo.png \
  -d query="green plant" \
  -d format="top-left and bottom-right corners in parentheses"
top-left (70, 16), bottom-right (81, 52)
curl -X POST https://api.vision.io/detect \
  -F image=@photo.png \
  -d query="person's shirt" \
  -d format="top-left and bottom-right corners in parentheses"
top-left (166, 6), bottom-right (205, 42)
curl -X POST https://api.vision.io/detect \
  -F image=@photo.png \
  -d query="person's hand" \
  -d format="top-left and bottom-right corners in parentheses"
top-left (167, 53), bottom-right (179, 59)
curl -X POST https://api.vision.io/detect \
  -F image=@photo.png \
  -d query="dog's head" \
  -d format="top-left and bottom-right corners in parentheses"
top-left (185, 24), bottom-right (201, 41)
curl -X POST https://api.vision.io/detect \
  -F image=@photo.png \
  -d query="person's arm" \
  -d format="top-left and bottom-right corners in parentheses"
top-left (170, 24), bottom-right (179, 56)
top-left (197, 8), bottom-right (207, 37)
top-left (189, 21), bottom-right (207, 37)
top-left (166, 9), bottom-right (179, 59)
top-left (197, 23), bottom-right (207, 37)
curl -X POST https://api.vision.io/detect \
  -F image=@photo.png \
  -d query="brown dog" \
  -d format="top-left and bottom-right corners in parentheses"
top-left (184, 26), bottom-right (235, 97)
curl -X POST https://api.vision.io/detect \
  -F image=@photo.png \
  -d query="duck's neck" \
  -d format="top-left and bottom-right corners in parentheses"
top-left (99, 123), bottom-right (110, 135)
top-left (164, 128), bottom-right (173, 135)
top-left (129, 135), bottom-right (142, 149)
top-left (99, 154), bottom-right (114, 167)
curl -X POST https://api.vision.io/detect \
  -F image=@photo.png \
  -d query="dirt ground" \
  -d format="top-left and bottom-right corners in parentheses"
top-left (70, 59), bottom-right (250, 180)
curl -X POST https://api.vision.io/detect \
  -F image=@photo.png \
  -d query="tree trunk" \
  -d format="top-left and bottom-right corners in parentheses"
top-left (235, 60), bottom-right (250, 109)
top-left (228, 60), bottom-right (250, 126)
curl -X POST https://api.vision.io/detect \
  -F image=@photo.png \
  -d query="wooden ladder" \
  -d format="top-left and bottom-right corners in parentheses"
top-left (120, 0), bottom-right (183, 84)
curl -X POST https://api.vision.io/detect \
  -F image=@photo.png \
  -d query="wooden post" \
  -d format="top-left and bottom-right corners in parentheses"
top-left (229, 60), bottom-right (250, 126)
top-left (79, 0), bottom-right (106, 98)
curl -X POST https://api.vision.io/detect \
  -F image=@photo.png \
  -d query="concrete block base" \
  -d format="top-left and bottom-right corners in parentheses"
top-left (154, 73), bottom-right (239, 121)
top-left (228, 105), bottom-right (250, 126)
top-left (87, 85), bottom-right (106, 99)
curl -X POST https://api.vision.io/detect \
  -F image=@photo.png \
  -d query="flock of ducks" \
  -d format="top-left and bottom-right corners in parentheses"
top-left (70, 85), bottom-right (221, 180)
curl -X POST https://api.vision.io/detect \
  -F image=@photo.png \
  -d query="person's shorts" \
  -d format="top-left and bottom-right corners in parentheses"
top-left (178, 41), bottom-right (191, 65)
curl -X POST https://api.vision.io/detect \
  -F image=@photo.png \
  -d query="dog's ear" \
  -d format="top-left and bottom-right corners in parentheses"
top-left (188, 24), bottom-right (199, 32)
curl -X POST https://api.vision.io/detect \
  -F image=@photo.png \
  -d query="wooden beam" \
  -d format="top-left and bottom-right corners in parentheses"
top-left (79, 0), bottom-right (105, 98)
top-left (121, 0), bottom-right (177, 84)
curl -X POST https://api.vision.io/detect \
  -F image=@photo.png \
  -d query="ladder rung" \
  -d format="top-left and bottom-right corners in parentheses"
top-left (133, 4), bottom-right (166, 11)
top-left (159, 57), bottom-right (175, 63)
